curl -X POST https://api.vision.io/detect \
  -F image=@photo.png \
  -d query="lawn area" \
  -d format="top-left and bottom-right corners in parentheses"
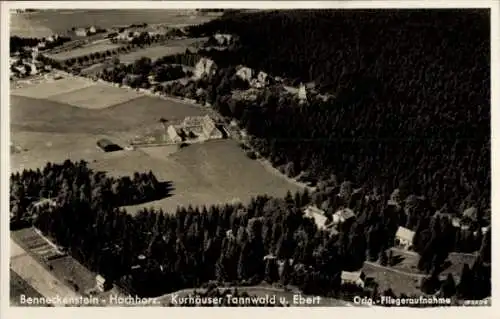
top-left (10, 270), bottom-right (48, 307)
top-left (11, 10), bottom-right (220, 36)
top-left (387, 248), bottom-right (477, 282)
top-left (48, 84), bottom-right (143, 109)
top-left (93, 139), bottom-right (303, 214)
top-left (47, 42), bottom-right (121, 61)
top-left (362, 263), bottom-right (423, 297)
top-left (11, 77), bottom-right (94, 99)
top-left (11, 94), bottom-right (206, 134)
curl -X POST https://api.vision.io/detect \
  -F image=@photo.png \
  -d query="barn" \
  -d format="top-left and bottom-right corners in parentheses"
top-left (96, 139), bottom-right (122, 152)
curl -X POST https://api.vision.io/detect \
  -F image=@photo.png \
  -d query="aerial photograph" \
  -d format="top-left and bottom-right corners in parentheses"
top-left (8, 7), bottom-right (491, 308)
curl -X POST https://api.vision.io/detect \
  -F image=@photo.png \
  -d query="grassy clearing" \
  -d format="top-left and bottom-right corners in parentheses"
top-left (97, 139), bottom-right (303, 214)
top-left (387, 248), bottom-right (477, 282)
top-left (48, 256), bottom-right (97, 294)
top-left (118, 38), bottom-right (208, 64)
top-left (47, 42), bottom-right (121, 61)
top-left (48, 84), bottom-right (143, 109)
top-left (119, 46), bottom-right (191, 64)
top-left (363, 263), bottom-right (423, 297)
top-left (11, 94), bottom-right (206, 134)
top-left (11, 10), bottom-right (219, 36)
top-left (11, 77), bottom-right (94, 99)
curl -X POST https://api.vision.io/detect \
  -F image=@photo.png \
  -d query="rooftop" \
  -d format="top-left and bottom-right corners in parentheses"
top-left (395, 226), bottom-right (415, 242)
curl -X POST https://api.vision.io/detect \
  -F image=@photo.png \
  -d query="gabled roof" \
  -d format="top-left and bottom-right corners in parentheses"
top-left (333, 208), bottom-right (355, 221)
top-left (304, 206), bottom-right (327, 229)
top-left (395, 226), bottom-right (415, 242)
top-left (341, 271), bottom-right (365, 282)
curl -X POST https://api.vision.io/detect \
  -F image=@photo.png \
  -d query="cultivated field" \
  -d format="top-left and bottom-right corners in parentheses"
top-left (49, 84), bottom-right (143, 109)
top-left (10, 77), bottom-right (93, 99)
top-left (11, 10), bottom-right (221, 37)
top-left (47, 42), bottom-right (121, 61)
top-left (118, 37), bottom-right (208, 64)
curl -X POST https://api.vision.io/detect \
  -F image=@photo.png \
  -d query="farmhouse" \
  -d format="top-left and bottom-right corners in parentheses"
top-left (394, 226), bottom-right (415, 250)
top-left (193, 58), bottom-right (217, 79)
top-left (341, 271), bottom-right (366, 288)
top-left (96, 139), bottom-right (123, 152)
top-left (236, 66), bottom-right (254, 82)
top-left (167, 125), bottom-right (184, 143)
top-left (75, 28), bottom-right (88, 37)
top-left (331, 208), bottom-right (355, 226)
top-left (214, 33), bottom-right (233, 45)
top-left (304, 205), bottom-right (328, 230)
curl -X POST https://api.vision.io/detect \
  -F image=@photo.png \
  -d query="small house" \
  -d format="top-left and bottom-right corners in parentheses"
top-left (167, 125), bottom-right (183, 143)
top-left (236, 66), bottom-right (254, 82)
top-left (89, 26), bottom-right (97, 34)
top-left (95, 275), bottom-right (106, 292)
top-left (341, 271), bottom-right (366, 288)
top-left (75, 28), bottom-right (88, 37)
top-left (304, 206), bottom-right (328, 230)
top-left (462, 207), bottom-right (478, 222)
top-left (96, 139), bottom-right (122, 152)
top-left (394, 226), bottom-right (415, 250)
top-left (298, 83), bottom-right (308, 102)
top-left (332, 208), bottom-right (355, 225)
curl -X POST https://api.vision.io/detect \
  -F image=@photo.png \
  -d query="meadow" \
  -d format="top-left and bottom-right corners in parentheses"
top-left (11, 10), bottom-right (221, 37)
top-left (118, 37), bottom-right (208, 64)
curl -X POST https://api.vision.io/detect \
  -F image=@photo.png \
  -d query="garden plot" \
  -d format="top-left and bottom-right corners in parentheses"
top-left (10, 77), bottom-right (94, 99)
top-left (48, 83), bottom-right (143, 109)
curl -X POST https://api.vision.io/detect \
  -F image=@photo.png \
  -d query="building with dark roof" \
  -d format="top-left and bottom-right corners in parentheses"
top-left (96, 139), bottom-right (122, 152)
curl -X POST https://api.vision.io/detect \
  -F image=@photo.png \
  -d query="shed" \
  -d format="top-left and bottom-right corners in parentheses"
top-left (341, 271), bottom-right (366, 288)
top-left (96, 139), bottom-right (122, 152)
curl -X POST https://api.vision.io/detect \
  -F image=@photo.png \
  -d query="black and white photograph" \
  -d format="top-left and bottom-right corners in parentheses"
top-left (2, 0), bottom-right (496, 313)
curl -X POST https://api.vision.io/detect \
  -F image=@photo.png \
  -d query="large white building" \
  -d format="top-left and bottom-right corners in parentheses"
top-left (193, 58), bottom-right (217, 79)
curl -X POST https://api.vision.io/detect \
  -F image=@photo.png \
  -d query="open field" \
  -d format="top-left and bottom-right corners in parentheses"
top-left (11, 76), bottom-right (301, 215)
top-left (47, 42), bottom-right (121, 61)
top-left (11, 10), bottom-right (220, 37)
top-left (118, 37), bottom-right (208, 64)
top-left (387, 248), bottom-right (477, 282)
top-left (11, 94), bottom-right (206, 134)
top-left (11, 77), bottom-right (93, 99)
top-left (119, 46), bottom-right (191, 64)
top-left (363, 262), bottom-right (423, 297)
top-left (49, 84), bottom-right (143, 109)
top-left (91, 139), bottom-right (303, 214)
top-left (10, 270), bottom-right (48, 307)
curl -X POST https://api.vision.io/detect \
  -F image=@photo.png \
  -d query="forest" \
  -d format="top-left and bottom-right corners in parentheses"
top-left (10, 160), bottom-right (491, 301)
top-left (185, 9), bottom-right (491, 217)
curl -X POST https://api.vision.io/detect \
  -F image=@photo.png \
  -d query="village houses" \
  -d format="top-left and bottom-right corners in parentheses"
top-left (193, 57), bottom-right (217, 79)
top-left (394, 226), bottom-right (415, 250)
top-left (341, 271), bottom-right (366, 288)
